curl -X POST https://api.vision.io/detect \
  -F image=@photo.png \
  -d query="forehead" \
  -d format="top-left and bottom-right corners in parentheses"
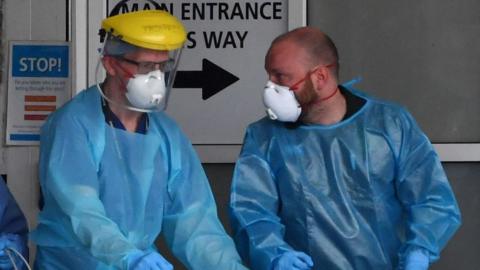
top-left (265, 40), bottom-right (308, 72)
top-left (125, 48), bottom-right (169, 61)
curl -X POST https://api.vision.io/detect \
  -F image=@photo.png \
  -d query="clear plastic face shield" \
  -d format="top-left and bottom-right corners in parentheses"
top-left (95, 35), bottom-right (183, 112)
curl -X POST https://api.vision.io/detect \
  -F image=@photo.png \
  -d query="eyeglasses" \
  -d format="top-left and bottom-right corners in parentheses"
top-left (114, 56), bottom-right (174, 74)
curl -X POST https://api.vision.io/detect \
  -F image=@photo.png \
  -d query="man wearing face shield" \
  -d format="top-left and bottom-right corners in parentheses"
top-left (31, 10), bottom-right (248, 270)
top-left (229, 27), bottom-right (461, 270)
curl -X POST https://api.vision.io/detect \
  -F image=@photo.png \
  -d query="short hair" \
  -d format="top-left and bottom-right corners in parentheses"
top-left (272, 27), bottom-right (340, 78)
top-left (102, 34), bottom-right (138, 56)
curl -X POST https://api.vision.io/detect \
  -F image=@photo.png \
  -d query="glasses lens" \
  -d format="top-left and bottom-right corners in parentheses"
top-left (137, 62), bottom-right (155, 74)
top-left (136, 59), bottom-right (174, 74)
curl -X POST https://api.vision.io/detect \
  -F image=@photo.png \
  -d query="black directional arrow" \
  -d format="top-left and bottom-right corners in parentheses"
top-left (173, 59), bottom-right (239, 100)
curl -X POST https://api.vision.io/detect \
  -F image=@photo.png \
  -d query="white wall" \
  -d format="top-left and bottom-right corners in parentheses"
top-left (0, 0), bottom-right (68, 263)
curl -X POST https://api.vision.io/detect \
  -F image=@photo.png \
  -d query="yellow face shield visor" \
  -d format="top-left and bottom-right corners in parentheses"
top-left (101, 10), bottom-right (187, 51)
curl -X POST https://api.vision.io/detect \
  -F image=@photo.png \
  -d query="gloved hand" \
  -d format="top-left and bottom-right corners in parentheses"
top-left (405, 249), bottom-right (429, 270)
top-left (127, 251), bottom-right (173, 270)
top-left (0, 234), bottom-right (23, 268)
top-left (272, 251), bottom-right (314, 270)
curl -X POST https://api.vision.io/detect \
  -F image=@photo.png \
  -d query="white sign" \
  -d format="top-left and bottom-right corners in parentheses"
top-left (6, 41), bottom-right (71, 145)
top-left (106, 0), bottom-right (290, 144)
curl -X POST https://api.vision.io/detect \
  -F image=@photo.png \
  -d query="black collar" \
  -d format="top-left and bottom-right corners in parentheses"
top-left (285, 85), bottom-right (366, 129)
top-left (101, 98), bottom-right (148, 134)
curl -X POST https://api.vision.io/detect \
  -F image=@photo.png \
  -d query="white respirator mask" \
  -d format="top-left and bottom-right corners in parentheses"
top-left (95, 35), bottom-right (184, 113)
top-left (125, 70), bottom-right (167, 110)
top-left (262, 80), bottom-right (302, 122)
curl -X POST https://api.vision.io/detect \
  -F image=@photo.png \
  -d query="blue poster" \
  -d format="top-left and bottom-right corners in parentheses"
top-left (11, 45), bottom-right (69, 78)
top-left (7, 41), bottom-right (71, 145)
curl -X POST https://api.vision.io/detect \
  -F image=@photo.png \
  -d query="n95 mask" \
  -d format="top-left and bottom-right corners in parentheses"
top-left (125, 70), bottom-right (167, 110)
top-left (263, 80), bottom-right (302, 122)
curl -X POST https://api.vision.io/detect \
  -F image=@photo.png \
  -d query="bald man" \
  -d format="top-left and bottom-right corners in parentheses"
top-left (229, 27), bottom-right (461, 270)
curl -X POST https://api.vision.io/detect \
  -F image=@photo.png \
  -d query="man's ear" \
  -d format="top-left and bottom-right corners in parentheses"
top-left (311, 66), bottom-right (329, 89)
top-left (102, 56), bottom-right (117, 77)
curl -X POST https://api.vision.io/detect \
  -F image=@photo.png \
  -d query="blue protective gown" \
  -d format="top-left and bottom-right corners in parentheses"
top-left (0, 177), bottom-right (29, 269)
top-left (31, 86), bottom-right (247, 270)
top-left (229, 87), bottom-right (461, 270)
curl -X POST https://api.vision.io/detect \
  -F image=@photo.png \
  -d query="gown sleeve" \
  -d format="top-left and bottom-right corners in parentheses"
top-left (394, 109), bottom-right (461, 264)
top-left (161, 129), bottom-right (248, 270)
top-left (229, 126), bottom-right (293, 270)
top-left (39, 114), bottom-right (143, 268)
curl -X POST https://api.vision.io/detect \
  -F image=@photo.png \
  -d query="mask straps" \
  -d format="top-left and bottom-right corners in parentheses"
top-left (289, 69), bottom-right (316, 91)
top-left (108, 57), bottom-right (137, 92)
top-left (110, 57), bottom-right (135, 79)
top-left (318, 87), bottom-right (339, 102)
top-left (290, 63), bottom-right (336, 91)
top-left (303, 86), bottom-right (339, 108)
